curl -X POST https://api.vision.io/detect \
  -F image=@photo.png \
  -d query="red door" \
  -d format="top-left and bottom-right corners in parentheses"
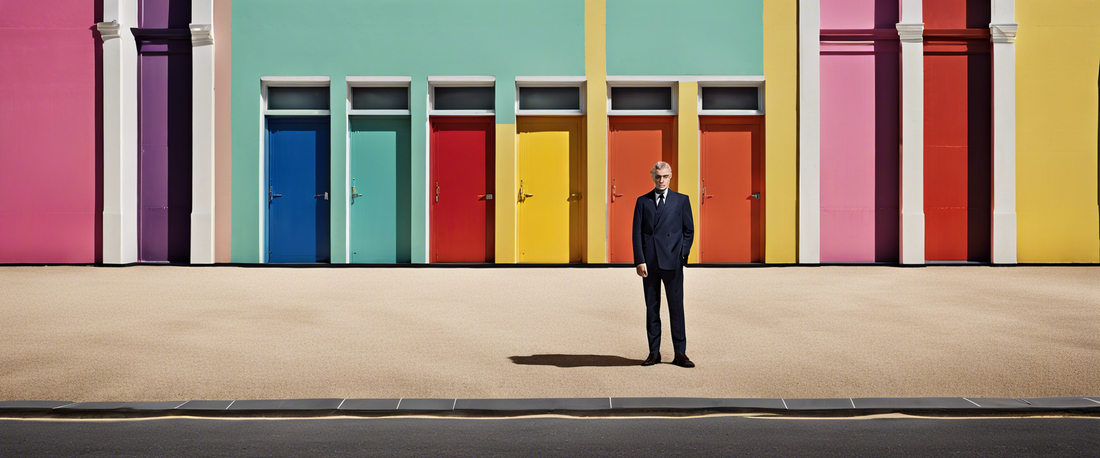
top-left (430, 117), bottom-right (494, 262)
top-left (607, 116), bottom-right (676, 264)
top-left (700, 116), bottom-right (763, 263)
top-left (923, 0), bottom-right (992, 261)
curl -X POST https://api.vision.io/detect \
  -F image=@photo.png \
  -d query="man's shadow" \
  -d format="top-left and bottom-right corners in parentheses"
top-left (509, 354), bottom-right (643, 368)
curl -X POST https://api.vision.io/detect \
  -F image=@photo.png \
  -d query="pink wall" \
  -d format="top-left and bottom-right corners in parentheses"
top-left (821, 0), bottom-right (898, 29)
top-left (0, 1), bottom-right (100, 263)
top-left (821, 44), bottom-right (879, 262)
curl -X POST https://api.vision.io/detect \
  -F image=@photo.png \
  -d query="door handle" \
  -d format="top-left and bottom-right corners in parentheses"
top-left (519, 180), bottom-right (527, 202)
top-left (351, 180), bottom-right (363, 203)
top-left (751, 192), bottom-right (760, 199)
top-left (435, 182), bottom-right (440, 203)
top-left (314, 192), bottom-right (329, 200)
top-left (702, 187), bottom-right (713, 200)
top-left (478, 193), bottom-right (494, 200)
top-left (269, 186), bottom-right (282, 204)
top-left (611, 184), bottom-right (623, 202)
top-left (570, 193), bottom-right (582, 200)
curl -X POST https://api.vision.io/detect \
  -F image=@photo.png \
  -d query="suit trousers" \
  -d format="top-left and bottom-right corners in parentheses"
top-left (643, 265), bottom-right (686, 354)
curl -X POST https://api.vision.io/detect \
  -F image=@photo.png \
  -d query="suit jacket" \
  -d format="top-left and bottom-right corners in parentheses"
top-left (632, 189), bottom-right (695, 270)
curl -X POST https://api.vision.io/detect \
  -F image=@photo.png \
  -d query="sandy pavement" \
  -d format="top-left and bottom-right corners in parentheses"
top-left (1, 265), bottom-right (1097, 402)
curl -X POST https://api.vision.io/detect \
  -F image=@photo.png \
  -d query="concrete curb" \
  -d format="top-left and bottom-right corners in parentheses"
top-left (2, 397), bottom-right (1099, 418)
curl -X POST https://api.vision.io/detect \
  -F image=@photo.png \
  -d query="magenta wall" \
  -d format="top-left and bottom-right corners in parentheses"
top-left (0, 2), bottom-right (100, 263)
top-left (820, 0), bottom-right (900, 263)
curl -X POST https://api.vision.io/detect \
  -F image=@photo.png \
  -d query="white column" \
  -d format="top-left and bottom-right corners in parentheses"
top-left (190, 0), bottom-right (216, 264)
top-left (897, 1), bottom-right (925, 265)
top-left (99, 1), bottom-right (139, 265)
top-left (991, 1), bottom-right (1018, 264)
top-left (798, 0), bottom-right (821, 264)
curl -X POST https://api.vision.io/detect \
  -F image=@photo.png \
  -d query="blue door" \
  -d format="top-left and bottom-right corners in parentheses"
top-left (267, 117), bottom-right (330, 263)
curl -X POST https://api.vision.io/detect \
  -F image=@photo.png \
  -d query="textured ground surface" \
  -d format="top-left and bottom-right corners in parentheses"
top-left (1, 266), bottom-right (1097, 401)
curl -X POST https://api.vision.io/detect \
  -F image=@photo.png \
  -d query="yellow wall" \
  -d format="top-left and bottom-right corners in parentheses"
top-left (585, 0), bottom-right (609, 263)
top-left (762, 0), bottom-right (799, 263)
top-left (1017, 0), bottom-right (1100, 262)
top-left (677, 82), bottom-right (701, 263)
top-left (495, 123), bottom-right (518, 263)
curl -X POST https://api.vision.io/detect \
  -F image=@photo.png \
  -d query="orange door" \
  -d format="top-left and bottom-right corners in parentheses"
top-left (607, 116), bottom-right (676, 264)
top-left (700, 116), bottom-right (763, 263)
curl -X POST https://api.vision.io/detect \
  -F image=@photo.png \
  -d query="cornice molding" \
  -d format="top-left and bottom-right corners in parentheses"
top-left (190, 24), bottom-right (213, 46)
top-left (990, 23), bottom-right (1019, 43)
top-left (896, 23), bottom-right (924, 43)
top-left (97, 20), bottom-right (120, 42)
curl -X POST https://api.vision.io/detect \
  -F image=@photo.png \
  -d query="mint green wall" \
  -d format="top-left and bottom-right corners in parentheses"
top-left (230, 0), bottom-right (584, 263)
top-left (606, 0), bottom-right (763, 75)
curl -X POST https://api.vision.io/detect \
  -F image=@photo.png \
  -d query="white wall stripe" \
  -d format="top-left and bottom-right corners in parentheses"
top-left (798, 0), bottom-right (821, 264)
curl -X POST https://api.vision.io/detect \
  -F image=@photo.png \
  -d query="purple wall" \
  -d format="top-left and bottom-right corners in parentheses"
top-left (137, 0), bottom-right (192, 262)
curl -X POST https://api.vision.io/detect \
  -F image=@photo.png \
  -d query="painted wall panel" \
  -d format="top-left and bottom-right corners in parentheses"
top-left (0, 2), bottom-right (99, 263)
top-left (139, 0), bottom-right (191, 29)
top-left (214, 0), bottom-right (233, 263)
top-left (606, 0), bottom-right (762, 75)
top-left (923, 0), bottom-right (990, 29)
top-left (762, 0), bottom-right (798, 263)
top-left (1016, 0), bottom-right (1100, 262)
top-left (230, 0), bottom-right (583, 263)
top-left (924, 46), bottom-right (992, 261)
top-left (138, 45), bottom-right (193, 263)
top-left (821, 0), bottom-right (897, 29)
top-left (819, 42), bottom-right (900, 263)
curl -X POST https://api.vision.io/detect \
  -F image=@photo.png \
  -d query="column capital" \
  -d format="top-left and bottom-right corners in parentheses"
top-left (896, 23), bottom-right (924, 43)
top-left (96, 20), bottom-right (120, 42)
top-left (190, 23), bottom-right (213, 46)
top-left (990, 23), bottom-right (1019, 43)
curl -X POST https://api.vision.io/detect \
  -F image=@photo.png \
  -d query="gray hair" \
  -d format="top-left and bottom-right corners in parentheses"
top-left (650, 161), bottom-right (672, 178)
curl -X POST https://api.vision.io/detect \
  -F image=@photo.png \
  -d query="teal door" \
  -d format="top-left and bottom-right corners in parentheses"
top-left (349, 116), bottom-right (411, 263)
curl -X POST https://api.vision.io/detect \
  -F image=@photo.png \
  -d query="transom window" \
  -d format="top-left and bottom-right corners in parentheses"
top-left (610, 86), bottom-right (673, 111)
top-left (351, 86), bottom-right (409, 111)
top-left (433, 86), bottom-right (495, 111)
top-left (701, 86), bottom-right (760, 111)
top-left (519, 86), bottom-right (581, 111)
top-left (267, 86), bottom-right (329, 110)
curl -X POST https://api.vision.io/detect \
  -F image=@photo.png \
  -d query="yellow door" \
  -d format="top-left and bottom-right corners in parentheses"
top-left (517, 117), bottom-right (585, 263)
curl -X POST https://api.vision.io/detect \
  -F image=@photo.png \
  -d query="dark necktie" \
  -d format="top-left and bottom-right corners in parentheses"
top-left (657, 193), bottom-right (665, 213)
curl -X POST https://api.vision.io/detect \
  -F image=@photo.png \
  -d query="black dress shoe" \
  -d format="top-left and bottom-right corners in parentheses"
top-left (641, 353), bottom-right (661, 366)
top-left (672, 353), bottom-right (695, 368)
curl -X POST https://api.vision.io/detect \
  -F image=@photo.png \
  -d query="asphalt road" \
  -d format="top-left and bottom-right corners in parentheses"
top-left (2, 416), bottom-right (1098, 457)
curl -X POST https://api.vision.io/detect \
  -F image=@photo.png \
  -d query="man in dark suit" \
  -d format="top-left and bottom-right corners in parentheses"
top-left (632, 161), bottom-right (695, 368)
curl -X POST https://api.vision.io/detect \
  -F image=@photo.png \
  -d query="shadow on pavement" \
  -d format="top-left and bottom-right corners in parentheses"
top-left (509, 354), bottom-right (643, 368)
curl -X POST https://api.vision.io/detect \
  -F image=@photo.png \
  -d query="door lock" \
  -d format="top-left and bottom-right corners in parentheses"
top-left (314, 192), bottom-right (329, 200)
top-left (751, 192), bottom-right (760, 199)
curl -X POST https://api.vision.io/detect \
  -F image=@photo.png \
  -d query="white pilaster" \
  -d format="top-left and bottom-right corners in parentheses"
top-left (991, 1), bottom-right (1018, 264)
top-left (798, 0), bottom-right (821, 264)
top-left (897, 3), bottom-right (925, 265)
top-left (100, 1), bottom-right (139, 264)
top-left (190, 0), bottom-right (216, 264)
